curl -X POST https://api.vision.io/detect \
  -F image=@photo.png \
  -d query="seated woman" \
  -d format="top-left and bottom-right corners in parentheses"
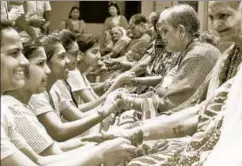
top-left (123, 11), bottom-right (180, 96)
top-left (101, 26), bottom-right (131, 59)
top-left (112, 5), bottom-right (221, 118)
top-left (76, 33), bottom-right (134, 97)
top-left (60, 7), bottom-right (86, 36)
top-left (1, 24), bottom-right (136, 166)
top-left (49, 30), bottom-right (134, 131)
top-left (99, 14), bottom-right (151, 87)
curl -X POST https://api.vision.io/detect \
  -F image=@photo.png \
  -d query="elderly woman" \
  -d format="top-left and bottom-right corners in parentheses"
top-left (100, 14), bottom-right (151, 85)
top-left (116, 4), bottom-right (220, 116)
top-left (102, 26), bottom-right (131, 58)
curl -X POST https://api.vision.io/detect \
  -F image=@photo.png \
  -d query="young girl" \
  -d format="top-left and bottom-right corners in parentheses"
top-left (2, 31), bottom-right (135, 165)
top-left (49, 30), bottom-right (134, 132)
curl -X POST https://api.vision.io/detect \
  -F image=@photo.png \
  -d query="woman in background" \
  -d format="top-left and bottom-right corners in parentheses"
top-left (60, 7), bottom-right (86, 36)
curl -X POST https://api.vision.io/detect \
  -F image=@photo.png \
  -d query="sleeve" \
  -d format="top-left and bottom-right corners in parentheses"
top-left (1, 109), bottom-right (28, 158)
top-left (44, 1), bottom-right (51, 11)
top-left (67, 70), bottom-right (90, 92)
top-left (157, 55), bottom-right (215, 112)
top-left (125, 38), bottom-right (150, 62)
top-left (8, 104), bottom-right (54, 154)
top-left (112, 38), bottom-right (129, 55)
top-left (1, 125), bottom-right (19, 160)
top-left (28, 92), bottom-right (54, 116)
top-left (50, 81), bottom-right (74, 113)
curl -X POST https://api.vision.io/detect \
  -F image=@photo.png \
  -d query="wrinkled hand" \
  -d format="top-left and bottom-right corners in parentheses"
top-left (100, 138), bottom-right (136, 166)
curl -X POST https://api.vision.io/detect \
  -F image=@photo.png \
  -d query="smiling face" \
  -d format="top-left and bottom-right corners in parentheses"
top-left (24, 47), bottom-right (51, 94)
top-left (66, 41), bottom-right (80, 70)
top-left (208, 2), bottom-right (242, 43)
top-left (70, 8), bottom-right (80, 20)
top-left (48, 42), bottom-right (70, 80)
top-left (1, 28), bottom-right (29, 92)
top-left (83, 44), bottom-right (101, 67)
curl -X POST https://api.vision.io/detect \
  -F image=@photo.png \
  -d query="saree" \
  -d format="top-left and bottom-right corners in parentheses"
top-left (203, 64), bottom-right (242, 166)
top-left (207, 43), bottom-right (242, 98)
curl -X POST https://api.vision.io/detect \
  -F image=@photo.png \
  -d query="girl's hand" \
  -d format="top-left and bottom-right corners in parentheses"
top-left (117, 71), bottom-right (136, 84)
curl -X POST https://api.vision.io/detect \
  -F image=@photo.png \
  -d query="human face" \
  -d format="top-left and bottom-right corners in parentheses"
top-left (25, 47), bottom-right (51, 94)
top-left (109, 6), bottom-right (118, 16)
top-left (157, 20), bottom-right (182, 52)
top-left (1, 28), bottom-right (29, 93)
top-left (71, 8), bottom-right (80, 20)
top-left (49, 42), bottom-right (70, 80)
top-left (128, 22), bottom-right (144, 39)
top-left (83, 44), bottom-right (101, 67)
top-left (66, 41), bottom-right (80, 71)
top-left (110, 28), bottom-right (122, 42)
top-left (208, 2), bottom-right (242, 43)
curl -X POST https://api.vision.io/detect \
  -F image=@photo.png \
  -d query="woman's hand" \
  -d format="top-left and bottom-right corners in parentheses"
top-left (100, 138), bottom-right (136, 166)
top-left (116, 71), bottom-right (136, 85)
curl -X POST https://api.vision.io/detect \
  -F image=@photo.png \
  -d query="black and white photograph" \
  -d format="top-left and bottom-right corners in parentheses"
top-left (1, 1), bottom-right (242, 166)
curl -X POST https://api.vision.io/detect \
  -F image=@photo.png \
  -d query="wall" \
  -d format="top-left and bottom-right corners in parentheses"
top-left (49, 1), bottom-right (103, 37)
top-left (49, 1), bottom-right (209, 36)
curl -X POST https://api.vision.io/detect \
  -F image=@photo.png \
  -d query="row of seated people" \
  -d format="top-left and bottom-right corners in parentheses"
top-left (1, 1), bottom-right (242, 166)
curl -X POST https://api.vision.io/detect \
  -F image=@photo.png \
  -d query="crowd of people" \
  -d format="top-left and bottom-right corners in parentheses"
top-left (1, 1), bottom-right (242, 166)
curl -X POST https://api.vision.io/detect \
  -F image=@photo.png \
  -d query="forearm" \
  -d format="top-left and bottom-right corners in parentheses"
top-left (91, 82), bottom-right (106, 94)
top-left (46, 145), bottom-right (104, 166)
top-left (129, 55), bottom-right (152, 74)
top-left (58, 139), bottom-right (96, 152)
top-left (120, 60), bottom-right (134, 70)
top-left (141, 106), bottom-right (199, 140)
top-left (134, 76), bottom-right (162, 86)
top-left (78, 96), bottom-right (104, 112)
top-left (59, 102), bottom-right (118, 140)
top-left (39, 143), bottom-right (100, 166)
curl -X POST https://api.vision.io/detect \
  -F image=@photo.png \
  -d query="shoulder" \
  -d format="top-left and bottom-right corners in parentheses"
top-left (29, 92), bottom-right (54, 116)
top-left (1, 95), bottom-right (21, 110)
top-left (186, 41), bottom-right (220, 60)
